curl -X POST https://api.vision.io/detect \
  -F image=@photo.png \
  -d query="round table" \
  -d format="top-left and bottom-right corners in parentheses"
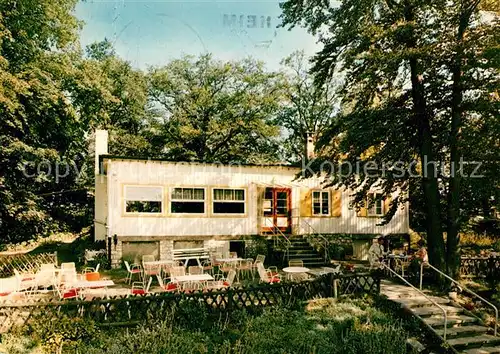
top-left (216, 258), bottom-right (243, 263)
top-left (283, 267), bottom-right (310, 281)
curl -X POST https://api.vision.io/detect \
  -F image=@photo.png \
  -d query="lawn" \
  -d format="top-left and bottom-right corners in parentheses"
top-left (1, 297), bottom-right (415, 354)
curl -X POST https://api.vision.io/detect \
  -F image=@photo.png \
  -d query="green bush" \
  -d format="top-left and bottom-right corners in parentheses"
top-left (73, 297), bottom-right (411, 354)
top-left (26, 313), bottom-right (100, 354)
top-left (244, 237), bottom-right (268, 260)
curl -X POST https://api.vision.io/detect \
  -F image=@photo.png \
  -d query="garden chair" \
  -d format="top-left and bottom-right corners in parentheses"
top-left (201, 260), bottom-right (213, 274)
top-left (237, 259), bottom-right (254, 280)
top-left (394, 258), bottom-right (411, 278)
top-left (57, 263), bottom-right (78, 284)
top-left (143, 263), bottom-right (161, 281)
top-left (170, 266), bottom-right (186, 279)
top-left (210, 254), bottom-right (223, 267)
top-left (131, 277), bottom-right (152, 295)
top-left (158, 276), bottom-right (178, 293)
top-left (229, 252), bottom-right (238, 259)
top-left (181, 281), bottom-right (202, 293)
top-left (255, 255), bottom-right (265, 264)
top-left (83, 263), bottom-right (100, 274)
top-left (188, 266), bottom-right (203, 275)
top-left (220, 261), bottom-right (236, 274)
top-left (124, 260), bottom-right (142, 284)
top-left (288, 260), bottom-right (304, 268)
top-left (61, 262), bottom-right (76, 270)
top-left (56, 283), bottom-right (81, 300)
top-left (223, 269), bottom-right (237, 287)
top-left (257, 263), bottom-right (281, 284)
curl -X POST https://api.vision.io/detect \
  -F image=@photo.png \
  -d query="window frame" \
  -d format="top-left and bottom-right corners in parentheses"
top-left (367, 192), bottom-right (384, 217)
top-left (169, 186), bottom-right (207, 215)
top-left (211, 187), bottom-right (247, 216)
top-left (311, 190), bottom-right (330, 216)
top-left (123, 185), bottom-right (164, 216)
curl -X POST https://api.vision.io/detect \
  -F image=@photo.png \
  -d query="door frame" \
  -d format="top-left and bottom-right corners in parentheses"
top-left (261, 187), bottom-right (292, 234)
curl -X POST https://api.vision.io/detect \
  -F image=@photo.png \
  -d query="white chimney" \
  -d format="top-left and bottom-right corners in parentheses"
top-left (95, 129), bottom-right (108, 175)
top-left (305, 132), bottom-right (315, 160)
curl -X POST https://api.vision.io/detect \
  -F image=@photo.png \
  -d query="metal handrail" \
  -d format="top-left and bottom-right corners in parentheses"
top-left (421, 262), bottom-right (498, 336)
top-left (291, 216), bottom-right (330, 263)
top-left (263, 217), bottom-right (291, 259)
top-left (381, 262), bottom-right (448, 340)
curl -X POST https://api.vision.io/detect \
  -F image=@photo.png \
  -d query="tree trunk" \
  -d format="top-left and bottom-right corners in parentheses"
top-left (404, 3), bottom-right (446, 272)
top-left (446, 6), bottom-right (473, 280)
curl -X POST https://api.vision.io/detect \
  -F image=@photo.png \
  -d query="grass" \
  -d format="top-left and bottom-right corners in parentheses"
top-left (2, 296), bottom-right (415, 354)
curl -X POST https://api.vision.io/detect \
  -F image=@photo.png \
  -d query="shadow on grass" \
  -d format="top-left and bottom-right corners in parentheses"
top-left (28, 234), bottom-right (99, 268)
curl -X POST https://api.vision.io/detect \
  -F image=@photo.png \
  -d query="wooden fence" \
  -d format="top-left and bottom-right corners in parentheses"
top-left (460, 256), bottom-right (500, 281)
top-left (0, 272), bottom-right (380, 332)
top-left (0, 252), bottom-right (57, 277)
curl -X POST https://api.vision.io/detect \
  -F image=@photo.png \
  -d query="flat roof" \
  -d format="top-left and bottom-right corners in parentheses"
top-left (99, 154), bottom-right (301, 173)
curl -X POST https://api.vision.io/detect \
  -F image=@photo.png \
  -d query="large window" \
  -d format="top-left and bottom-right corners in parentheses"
top-left (171, 188), bottom-right (205, 214)
top-left (213, 188), bottom-right (245, 214)
top-left (312, 190), bottom-right (329, 215)
top-left (367, 193), bottom-right (384, 216)
top-left (124, 186), bottom-right (163, 213)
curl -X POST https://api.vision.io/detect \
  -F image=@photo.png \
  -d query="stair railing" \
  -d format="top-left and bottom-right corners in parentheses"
top-left (264, 217), bottom-right (291, 261)
top-left (294, 216), bottom-right (330, 263)
top-left (381, 262), bottom-right (448, 340)
top-left (421, 262), bottom-right (498, 336)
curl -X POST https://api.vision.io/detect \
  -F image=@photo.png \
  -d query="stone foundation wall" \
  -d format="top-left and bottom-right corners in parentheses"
top-left (108, 237), bottom-right (231, 268)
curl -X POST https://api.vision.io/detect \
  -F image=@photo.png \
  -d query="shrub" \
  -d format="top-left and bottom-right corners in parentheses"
top-left (26, 313), bottom-right (100, 354)
top-left (75, 297), bottom-right (410, 354)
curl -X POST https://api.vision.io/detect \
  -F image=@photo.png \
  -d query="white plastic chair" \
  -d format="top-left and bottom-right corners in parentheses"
top-left (124, 261), bottom-right (142, 284)
top-left (131, 277), bottom-right (152, 296)
top-left (257, 263), bottom-right (281, 284)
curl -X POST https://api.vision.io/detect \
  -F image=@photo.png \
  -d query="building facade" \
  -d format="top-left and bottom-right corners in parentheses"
top-left (93, 130), bottom-right (410, 267)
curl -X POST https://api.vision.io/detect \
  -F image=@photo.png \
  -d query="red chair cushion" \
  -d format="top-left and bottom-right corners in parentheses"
top-left (63, 289), bottom-right (78, 298)
top-left (131, 269), bottom-right (141, 274)
top-left (269, 277), bottom-right (280, 284)
top-left (223, 281), bottom-right (230, 287)
top-left (132, 289), bottom-right (146, 295)
top-left (0, 292), bottom-right (11, 297)
top-left (165, 283), bottom-right (178, 291)
top-left (22, 277), bottom-right (35, 281)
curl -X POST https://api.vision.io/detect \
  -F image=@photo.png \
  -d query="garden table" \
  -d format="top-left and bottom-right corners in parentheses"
top-left (283, 267), bottom-right (310, 281)
top-left (73, 280), bottom-right (115, 299)
top-left (171, 274), bottom-right (214, 282)
top-left (216, 258), bottom-right (243, 263)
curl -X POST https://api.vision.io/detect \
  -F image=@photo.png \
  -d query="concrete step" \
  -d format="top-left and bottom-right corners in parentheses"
top-left (384, 290), bottom-right (427, 299)
top-left (393, 296), bottom-right (452, 308)
top-left (435, 325), bottom-right (489, 338)
top-left (413, 305), bottom-right (464, 317)
top-left (288, 253), bottom-right (320, 257)
top-left (448, 335), bottom-right (500, 351)
top-left (424, 314), bottom-right (478, 328)
top-left (462, 346), bottom-right (500, 354)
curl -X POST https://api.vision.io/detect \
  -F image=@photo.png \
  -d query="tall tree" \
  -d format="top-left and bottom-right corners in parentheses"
top-left (277, 51), bottom-right (339, 162)
top-left (148, 54), bottom-right (284, 163)
top-left (280, 0), bottom-right (499, 277)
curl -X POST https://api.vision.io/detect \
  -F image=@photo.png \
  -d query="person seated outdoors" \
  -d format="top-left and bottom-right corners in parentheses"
top-left (415, 240), bottom-right (429, 263)
top-left (369, 236), bottom-right (387, 269)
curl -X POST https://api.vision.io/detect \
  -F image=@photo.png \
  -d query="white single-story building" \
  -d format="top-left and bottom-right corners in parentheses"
top-left (93, 130), bottom-right (409, 267)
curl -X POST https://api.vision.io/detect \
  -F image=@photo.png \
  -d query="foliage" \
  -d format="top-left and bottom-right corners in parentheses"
top-left (147, 54), bottom-right (283, 163)
top-left (26, 313), bottom-right (99, 354)
top-left (275, 50), bottom-right (339, 162)
top-left (71, 297), bottom-right (411, 354)
top-left (244, 237), bottom-right (269, 260)
top-left (279, 0), bottom-right (500, 278)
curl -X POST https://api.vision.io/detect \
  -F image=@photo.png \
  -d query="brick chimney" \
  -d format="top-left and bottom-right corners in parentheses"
top-left (95, 129), bottom-right (108, 175)
top-left (305, 132), bottom-right (315, 160)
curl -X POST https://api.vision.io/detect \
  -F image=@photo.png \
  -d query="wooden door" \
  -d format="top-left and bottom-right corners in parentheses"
top-left (262, 187), bottom-right (291, 233)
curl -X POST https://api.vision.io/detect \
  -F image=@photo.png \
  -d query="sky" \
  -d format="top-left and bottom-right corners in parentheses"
top-left (75, 0), bottom-right (323, 70)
